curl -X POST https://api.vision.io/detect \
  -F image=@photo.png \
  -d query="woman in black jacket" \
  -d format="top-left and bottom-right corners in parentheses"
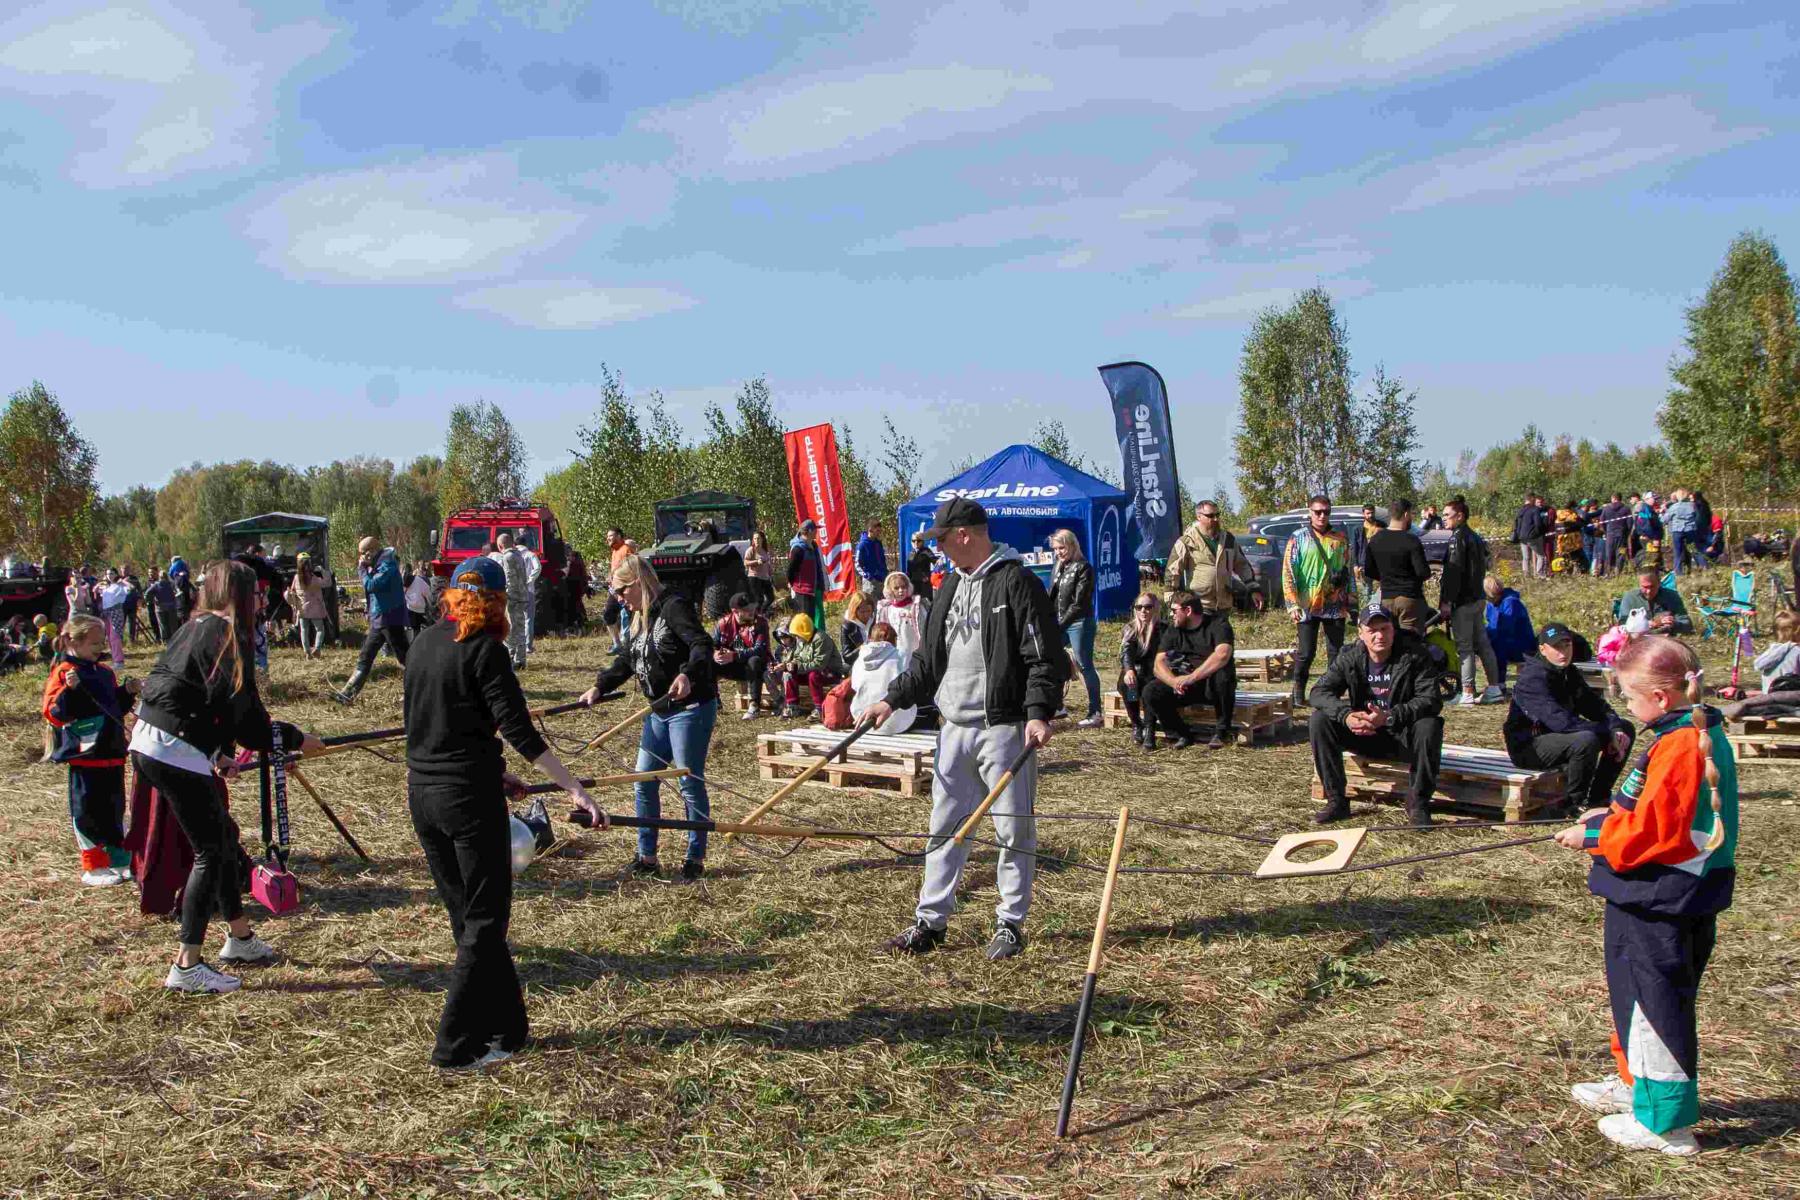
top-left (1048, 529), bottom-right (1101, 726)
top-left (579, 554), bottom-right (718, 880)
top-left (130, 560), bottom-right (324, 994)
top-left (1117, 593), bottom-right (1164, 746)
top-left (405, 556), bottom-right (602, 1070)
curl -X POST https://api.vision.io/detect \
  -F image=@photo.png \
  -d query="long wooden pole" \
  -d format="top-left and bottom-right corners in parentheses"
top-left (569, 808), bottom-right (892, 841)
top-left (286, 765), bottom-right (372, 862)
top-left (518, 768), bottom-right (688, 796)
top-left (1055, 806), bottom-right (1131, 1139)
top-left (951, 743), bottom-right (1037, 845)
top-left (576, 703), bottom-right (653, 755)
top-left (720, 720), bottom-right (876, 846)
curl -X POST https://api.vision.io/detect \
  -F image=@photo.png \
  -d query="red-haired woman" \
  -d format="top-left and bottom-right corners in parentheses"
top-left (131, 560), bottom-right (325, 994)
top-left (404, 556), bottom-right (603, 1071)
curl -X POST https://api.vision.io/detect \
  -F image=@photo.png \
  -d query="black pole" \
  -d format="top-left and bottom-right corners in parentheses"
top-left (1055, 973), bottom-right (1099, 1139)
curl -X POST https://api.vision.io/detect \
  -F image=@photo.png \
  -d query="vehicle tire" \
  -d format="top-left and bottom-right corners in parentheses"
top-left (702, 552), bottom-right (749, 621)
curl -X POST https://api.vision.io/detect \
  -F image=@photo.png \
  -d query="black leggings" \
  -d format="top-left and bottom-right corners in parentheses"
top-left (133, 753), bottom-right (246, 946)
top-left (355, 623), bottom-right (412, 675)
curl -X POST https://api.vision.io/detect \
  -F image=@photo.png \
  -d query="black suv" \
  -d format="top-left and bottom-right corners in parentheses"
top-left (1240, 506), bottom-right (1450, 610)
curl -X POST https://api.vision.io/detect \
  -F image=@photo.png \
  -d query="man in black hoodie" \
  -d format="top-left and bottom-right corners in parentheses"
top-left (867, 497), bottom-right (1066, 962)
top-left (1309, 603), bottom-right (1444, 826)
top-left (1504, 622), bottom-right (1634, 817)
top-left (1514, 494), bottom-right (1548, 579)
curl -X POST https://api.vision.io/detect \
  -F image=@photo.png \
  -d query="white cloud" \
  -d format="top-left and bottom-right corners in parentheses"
top-left (0, 2), bottom-right (335, 186)
top-left (244, 156), bottom-right (587, 283)
top-left (1354, 0), bottom-right (1654, 67)
top-left (1168, 247), bottom-right (1375, 323)
top-left (454, 280), bottom-right (696, 329)
top-left (1394, 97), bottom-right (1766, 211)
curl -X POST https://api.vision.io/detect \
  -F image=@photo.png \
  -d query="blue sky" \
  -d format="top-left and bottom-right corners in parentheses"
top-left (0, 0), bottom-right (1794, 504)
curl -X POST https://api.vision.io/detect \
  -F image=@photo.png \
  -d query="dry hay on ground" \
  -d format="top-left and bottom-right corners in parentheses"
top-left (0, 572), bottom-right (1795, 1199)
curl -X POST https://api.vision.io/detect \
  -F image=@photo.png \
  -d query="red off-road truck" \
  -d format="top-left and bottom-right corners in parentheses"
top-left (428, 499), bottom-right (570, 628)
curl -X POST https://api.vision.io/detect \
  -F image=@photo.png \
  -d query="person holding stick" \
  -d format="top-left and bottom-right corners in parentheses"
top-left (130, 560), bottom-right (325, 994)
top-left (579, 553), bottom-right (718, 881)
top-left (404, 556), bottom-right (602, 1071)
top-left (864, 497), bottom-right (1066, 961)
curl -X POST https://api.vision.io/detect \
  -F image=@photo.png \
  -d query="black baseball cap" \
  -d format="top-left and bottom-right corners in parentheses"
top-left (923, 496), bottom-right (988, 540)
top-left (729, 591), bottom-right (754, 610)
top-left (1539, 621), bottom-right (1575, 645)
top-left (1358, 603), bottom-right (1395, 626)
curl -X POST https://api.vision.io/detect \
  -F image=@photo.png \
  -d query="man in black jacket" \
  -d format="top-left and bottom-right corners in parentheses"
top-left (1504, 622), bottom-right (1634, 816)
top-left (866, 497), bottom-right (1066, 962)
top-left (1309, 604), bottom-right (1445, 826)
top-left (1142, 589), bottom-right (1235, 750)
top-left (1438, 497), bottom-right (1502, 706)
top-left (1514, 494), bottom-right (1548, 579)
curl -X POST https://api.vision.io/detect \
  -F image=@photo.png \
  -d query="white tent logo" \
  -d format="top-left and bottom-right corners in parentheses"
top-left (1097, 505), bottom-right (1119, 567)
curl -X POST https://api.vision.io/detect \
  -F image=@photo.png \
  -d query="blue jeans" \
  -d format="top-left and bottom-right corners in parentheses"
top-left (634, 698), bottom-right (718, 863)
top-left (1063, 617), bottom-right (1102, 717)
top-left (1671, 530), bottom-right (1694, 574)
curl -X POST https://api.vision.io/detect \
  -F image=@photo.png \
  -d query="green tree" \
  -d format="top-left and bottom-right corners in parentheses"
top-left (1357, 364), bottom-right (1419, 505)
top-left (0, 381), bottom-right (100, 565)
top-left (1233, 288), bottom-right (1359, 510)
top-left (384, 455), bottom-right (442, 564)
top-left (1662, 231), bottom-right (1800, 503)
top-left (441, 399), bottom-right (529, 515)
top-left (696, 377), bottom-right (792, 535)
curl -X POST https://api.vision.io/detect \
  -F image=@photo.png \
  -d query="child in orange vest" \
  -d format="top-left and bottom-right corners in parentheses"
top-left (42, 614), bottom-right (140, 886)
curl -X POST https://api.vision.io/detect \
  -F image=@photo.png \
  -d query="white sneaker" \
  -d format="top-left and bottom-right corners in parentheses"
top-left (164, 960), bottom-right (242, 994)
top-left (1597, 1112), bottom-right (1698, 1155)
top-left (116, 864), bottom-right (134, 881)
top-left (81, 867), bottom-right (126, 887)
top-left (1456, 692), bottom-right (1480, 707)
top-left (447, 1043), bottom-right (515, 1072)
top-left (1076, 715), bottom-right (1104, 729)
top-left (1571, 1075), bottom-right (1632, 1114)
top-left (739, 708), bottom-right (757, 722)
top-left (1478, 685), bottom-right (1505, 705)
top-left (220, 932), bottom-right (277, 964)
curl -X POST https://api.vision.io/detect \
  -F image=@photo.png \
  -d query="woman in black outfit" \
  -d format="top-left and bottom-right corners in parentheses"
top-left (1049, 528), bottom-right (1101, 726)
top-left (130, 560), bottom-right (324, 995)
top-left (1117, 592), bottom-right (1164, 747)
top-left (578, 553), bottom-right (718, 881)
top-left (405, 556), bottom-right (602, 1070)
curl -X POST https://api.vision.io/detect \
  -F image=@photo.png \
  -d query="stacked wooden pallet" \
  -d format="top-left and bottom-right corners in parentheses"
top-left (756, 725), bottom-right (937, 796)
top-left (730, 687), bottom-right (777, 713)
top-left (1102, 689), bottom-right (1293, 746)
top-left (1575, 661), bottom-right (1620, 696)
top-left (1727, 714), bottom-right (1800, 760)
top-left (1235, 648), bottom-right (1295, 685)
top-left (1313, 743), bottom-right (1565, 820)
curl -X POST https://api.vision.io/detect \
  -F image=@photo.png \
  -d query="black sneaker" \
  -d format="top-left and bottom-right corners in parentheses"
top-left (679, 859), bottom-right (704, 882)
top-left (1312, 799), bottom-right (1351, 825)
top-left (1131, 725), bottom-right (1145, 746)
top-left (1206, 729), bottom-right (1228, 750)
top-left (620, 856), bottom-right (659, 879)
top-left (1406, 801), bottom-right (1434, 827)
top-left (984, 921), bottom-right (1025, 961)
top-left (884, 920), bottom-right (944, 955)
top-left (1143, 736), bottom-right (1158, 753)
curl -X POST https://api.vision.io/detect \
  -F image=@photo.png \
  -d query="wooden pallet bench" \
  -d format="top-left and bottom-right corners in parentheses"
top-left (1312, 743), bottom-right (1565, 820)
top-left (1103, 690), bottom-right (1293, 747)
top-left (730, 687), bottom-right (778, 713)
top-left (756, 725), bottom-right (937, 797)
top-left (1575, 661), bottom-right (1620, 696)
top-left (1235, 648), bottom-right (1295, 684)
top-left (1728, 714), bottom-right (1800, 760)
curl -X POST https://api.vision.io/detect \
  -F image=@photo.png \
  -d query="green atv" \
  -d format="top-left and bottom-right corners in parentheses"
top-left (644, 491), bottom-right (755, 620)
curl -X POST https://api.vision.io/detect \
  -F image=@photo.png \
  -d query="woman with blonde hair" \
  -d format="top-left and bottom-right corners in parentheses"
top-left (1048, 528), bottom-right (1102, 727)
top-left (1117, 592), bottom-right (1164, 747)
top-left (875, 571), bottom-right (928, 662)
top-left (405, 556), bottom-right (602, 1069)
top-left (840, 590), bottom-right (874, 666)
top-left (580, 553), bottom-right (719, 881)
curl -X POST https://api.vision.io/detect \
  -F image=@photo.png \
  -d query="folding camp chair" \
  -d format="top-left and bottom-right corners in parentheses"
top-left (1770, 570), bottom-right (1795, 614)
top-left (1693, 569), bottom-right (1756, 640)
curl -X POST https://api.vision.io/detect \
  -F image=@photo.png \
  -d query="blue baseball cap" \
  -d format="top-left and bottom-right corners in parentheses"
top-left (1358, 602), bottom-right (1395, 626)
top-left (454, 557), bottom-right (504, 593)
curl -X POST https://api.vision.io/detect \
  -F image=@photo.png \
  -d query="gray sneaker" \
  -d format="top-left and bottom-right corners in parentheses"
top-left (164, 960), bottom-right (241, 994)
top-left (984, 921), bottom-right (1026, 961)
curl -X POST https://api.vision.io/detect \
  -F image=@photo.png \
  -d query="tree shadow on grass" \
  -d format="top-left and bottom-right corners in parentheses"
top-left (537, 993), bottom-right (1162, 1055)
top-left (356, 945), bottom-right (777, 994)
top-left (810, 843), bottom-right (1084, 878)
top-left (1087, 894), bottom-right (1550, 954)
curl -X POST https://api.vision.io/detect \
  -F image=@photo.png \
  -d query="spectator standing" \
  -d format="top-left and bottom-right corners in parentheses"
top-left (1419, 504), bottom-right (1444, 533)
top-left (1165, 500), bottom-right (1253, 618)
top-left (333, 536), bottom-right (412, 703)
top-left (1309, 604), bottom-right (1445, 827)
top-left (1505, 622), bottom-right (1635, 816)
top-left (42, 614), bottom-right (140, 884)
top-left (287, 554), bottom-right (330, 659)
top-left (564, 549), bottom-right (589, 633)
top-left (875, 572), bottom-right (929, 664)
top-left (97, 568), bottom-right (130, 666)
top-left (1439, 498), bottom-right (1503, 705)
top-left (490, 535), bottom-right (531, 669)
top-left (1281, 495), bottom-right (1352, 709)
top-left (1632, 496), bottom-right (1664, 571)
top-left (1049, 528), bottom-right (1102, 728)
top-left (1484, 575), bottom-right (1535, 690)
top-left (1514, 494), bottom-right (1548, 578)
top-left (906, 530), bottom-right (936, 602)
top-left (1117, 593), bottom-right (1164, 747)
top-left (602, 528), bottom-right (630, 651)
top-left (1364, 498), bottom-right (1431, 635)
top-left (1598, 494), bottom-right (1631, 576)
top-left (1143, 589), bottom-right (1236, 750)
top-left (855, 520), bottom-right (888, 601)
top-left (169, 557), bottom-right (194, 626)
top-left (713, 593), bottom-right (771, 720)
top-left (1663, 489), bottom-right (1697, 575)
top-left (122, 564), bottom-right (144, 645)
top-left (144, 565), bottom-right (175, 643)
top-left (840, 591), bottom-right (872, 668)
top-left (404, 562), bottom-right (434, 632)
top-left (785, 520), bottom-right (828, 632)
top-left (1348, 503), bottom-right (1379, 605)
top-left (743, 529), bottom-right (776, 612)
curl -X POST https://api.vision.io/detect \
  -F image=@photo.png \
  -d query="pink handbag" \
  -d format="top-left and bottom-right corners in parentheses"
top-left (250, 724), bottom-right (300, 915)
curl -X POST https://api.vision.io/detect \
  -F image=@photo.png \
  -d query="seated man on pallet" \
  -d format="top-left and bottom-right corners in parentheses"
top-left (1504, 622), bottom-right (1635, 818)
top-left (1309, 603), bottom-right (1444, 826)
top-left (1141, 589), bottom-right (1236, 750)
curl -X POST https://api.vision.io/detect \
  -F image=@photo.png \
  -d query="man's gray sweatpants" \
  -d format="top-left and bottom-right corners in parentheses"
top-left (1450, 598), bottom-right (1500, 692)
top-left (915, 721), bottom-right (1037, 930)
top-left (506, 600), bottom-right (529, 668)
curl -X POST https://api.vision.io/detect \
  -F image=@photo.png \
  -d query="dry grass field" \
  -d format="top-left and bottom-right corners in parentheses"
top-left (0, 567), bottom-right (1794, 1199)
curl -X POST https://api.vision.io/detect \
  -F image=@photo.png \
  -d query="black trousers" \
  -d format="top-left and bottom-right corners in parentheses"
top-left (1310, 710), bottom-right (1443, 805)
top-left (1142, 663), bottom-right (1238, 738)
top-left (715, 653), bottom-right (769, 705)
top-left (1293, 617), bottom-right (1346, 702)
top-left (355, 623), bottom-right (412, 676)
top-left (133, 753), bottom-right (246, 946)
top-left (409, 785), bottom-right (527, 1068)
top-left (1510, 725), bottom-right (1633, 810)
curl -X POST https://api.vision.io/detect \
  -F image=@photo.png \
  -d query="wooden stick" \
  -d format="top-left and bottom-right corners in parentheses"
top-left (577, 703), bottom-right (653, 754)
top-left (286, 765), bottom-right (372, 863)
top-left (568, 809), bottom-right (894, 840)
top-left (518, 768), bottom-right (689, 795)
top-left (721, 720), bottom-right (876, 846)
top-left (951, 743), bottom-right (1037, 846)
top-left (1056, 806), bottom-right (1131, 1139)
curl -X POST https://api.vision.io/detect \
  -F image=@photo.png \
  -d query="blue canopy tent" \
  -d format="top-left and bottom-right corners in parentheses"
top-left (897, 445), bottom-right (1140, 619)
